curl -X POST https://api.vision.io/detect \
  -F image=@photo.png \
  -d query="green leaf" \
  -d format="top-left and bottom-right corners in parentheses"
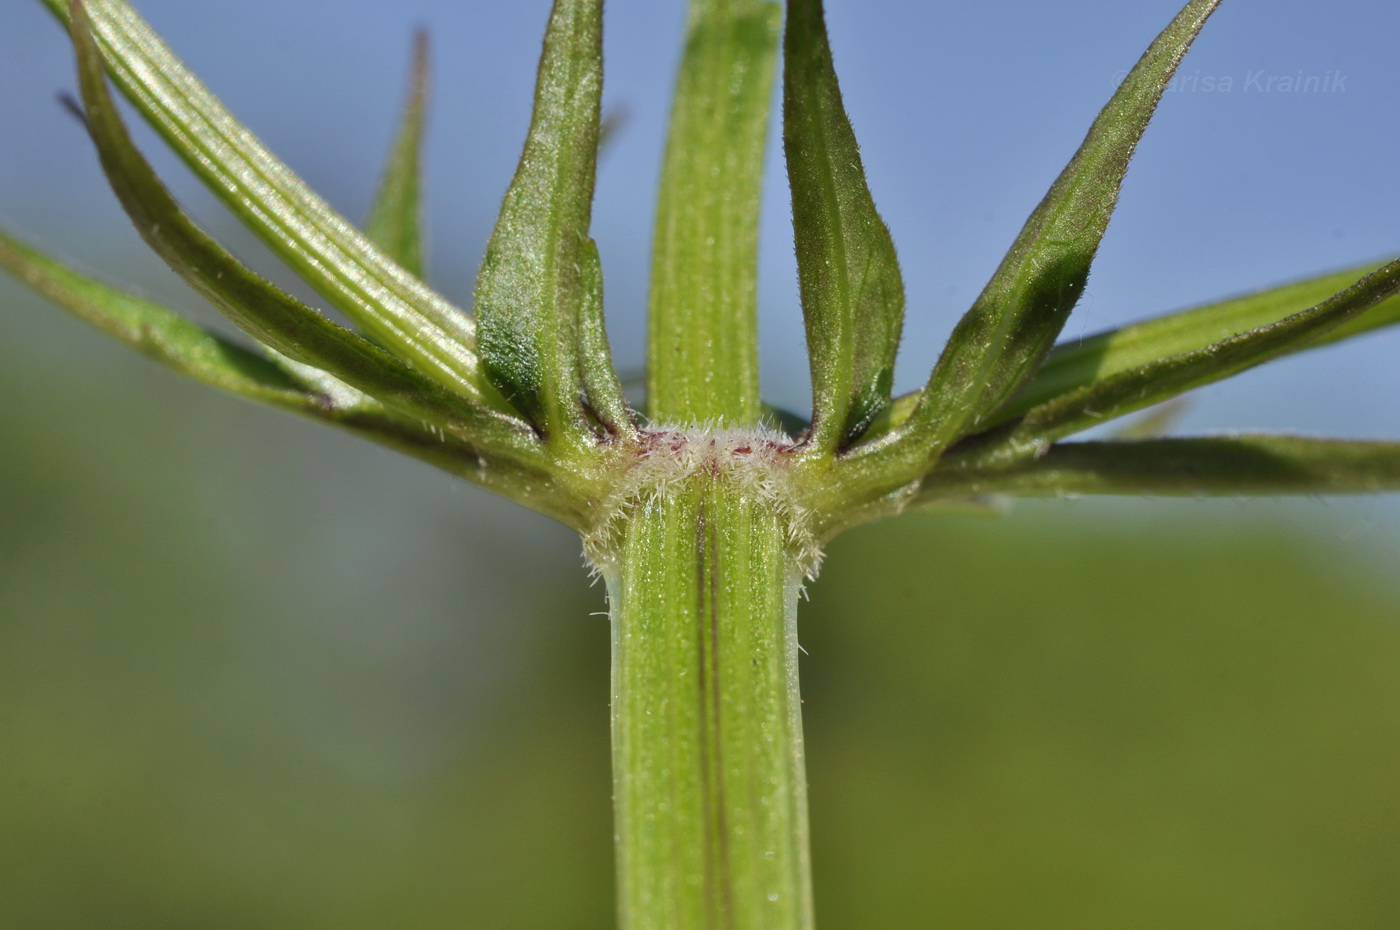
top-left (67, 1), bottom-right (530, 453)
top-left (0, 226), bottom-right (595, 525)
top-left (475, 0), bottom-right (610, 445)
top-left (0, 226), bottom-right (308, 408)
top-left (918, 436), bottom-right (1400, 502)
top-left (41, 0), bottom-right (503, 408)
top-left (1001, 260), bottom-right (1400, 419)
top-left (968, 257), bottom-right (1400, 461)
top-left (851, 259), bottom-right (1400, 451)
top-left (576, 238), bottom-right (636, 437)
top-left (646, 0), bottom-right (781, 426)
top-left (783, 0), bottom-right (904, 452)
top-left (364, 29), bottom-right (429, 279)
top-left (897, 0), bottom-right (1222, 460)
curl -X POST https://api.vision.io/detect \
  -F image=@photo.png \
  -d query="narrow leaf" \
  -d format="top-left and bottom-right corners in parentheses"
top-left (860, 259), bottom-right (1400, 449)
top-left (1002, 260), bottom-right (1400, 419)
top-left (0, 227), bottom-right (587, 523)
top-left (41, 0), bottom-right (503, 408)
top-left (900, 0), bottom-right (1222, 459)
top-left (1, 226), bottom-right (434, 444)
top-left (647, 0), bottom-right (781, 425)
top-left (68, 2), bottom-right (530, 454)
top-left (919, 436), bottom-right (1400, 502)
top-left (974, 257), bottom-right (1400, 460)
top-left (0, 226), bottom-right (309, 408)
top-left (577, 238), bottom-right (636, 437)
top-left (784, 0), bottom-right (904, 452)
top-left (364, 29), bottom-right (430, 279)
top-left (475, 0), bottom-right (606, 444)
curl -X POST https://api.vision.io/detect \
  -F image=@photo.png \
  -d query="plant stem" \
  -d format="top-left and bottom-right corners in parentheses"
top-left (646, 0), bottom-right (780, 425)
top-left (600, 456), bottom-right (814, 930)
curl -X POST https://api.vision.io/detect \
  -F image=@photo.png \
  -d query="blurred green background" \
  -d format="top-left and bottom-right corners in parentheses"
top-left (4, 273), bottom-right (1400, 928)
top-left (4, 1), bottom-right (1400, 926)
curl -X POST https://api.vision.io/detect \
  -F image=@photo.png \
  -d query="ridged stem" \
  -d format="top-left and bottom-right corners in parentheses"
top-left (599, 459), bottom-right (814, 930)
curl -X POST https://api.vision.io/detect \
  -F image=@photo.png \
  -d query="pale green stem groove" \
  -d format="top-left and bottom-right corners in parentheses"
top-left (595, 432), bottom-right (815, 930)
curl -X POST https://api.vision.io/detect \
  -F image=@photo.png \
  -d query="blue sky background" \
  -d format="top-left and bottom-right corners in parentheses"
top-left (4, 1), bottom-right (1397, 421)
top-left (2, 0), bottom-right (1399, 541)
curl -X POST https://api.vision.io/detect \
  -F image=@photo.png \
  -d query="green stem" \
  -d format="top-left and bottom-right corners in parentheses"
top-left (646, 0), bottom-right (780, 425)
top-left (598, 447), bottom-right (814, 929)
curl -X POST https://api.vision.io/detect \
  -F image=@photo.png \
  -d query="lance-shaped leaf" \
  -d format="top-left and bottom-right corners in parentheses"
top-left (576, 238), bottom-right (636, 437)
top-left (1003, 260), bottom-right (1400, 421)
top-left (784, 0), bottom-right (904, 452)
top-left (847, 258), bottom-right (1400, 450)
top-left (1, 227), bottom-right (601, 528)
top-left (1, 226), bottom-right (313, 410)
top-left (364, 29), bottom-right (430, 279)
top-left (898, 0), bottom-right (1222, 460)
top-left (861, 260), bottom-right (1400, 449)
top-left (67, 2), bottom-right (536, 458)
top-left (918, 436), bottom-right (1400, 502)
top-left (475, 0), bottom-right (609, 444)
top-left (41, 0), bottom-right (503, 409)
top-left (966, 256), bottom-right (1400, 462)
top-left (0, 226), bottom-right (477, 476)
top-left (647, 0), bottom-right (781, 425)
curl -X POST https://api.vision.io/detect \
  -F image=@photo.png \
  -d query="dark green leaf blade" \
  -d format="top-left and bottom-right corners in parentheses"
top-left (364, 29), bottom-right (429, 279)
top-left (646, 0), bottom-right (781, 426)
top-left (475, 0), bottom-right (607, 445)
top-left (784, 0), bottom-right (904, 452)
top-left (67, 1), bottom-right (533, 454)
top-left (972, 257), bottom-right (1400, 461)
top-left (42, 0), bottom-right (503, 408)
top-left (919, 436), bottom-right (1400, 502)
top-left (1000, 259), bottom-right (1400, 420)
top-left (899, 0), bottom-right (1222, 460)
